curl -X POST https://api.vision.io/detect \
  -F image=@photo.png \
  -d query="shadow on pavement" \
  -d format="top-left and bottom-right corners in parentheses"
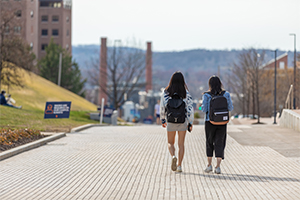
top-left (182, 172), bottom-right (300, 182)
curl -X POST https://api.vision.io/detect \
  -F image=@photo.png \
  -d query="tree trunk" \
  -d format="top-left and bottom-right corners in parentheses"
top-left (256, 73), bottom-right (260, 123)
top-left (247, 87), bottom-right (250, 117)
top-left (252, 84), bottom-right (255, 118)
top-left (0, 60), bottom-right (2, 89)
top-left (242, 82), bottom-right (245, 117)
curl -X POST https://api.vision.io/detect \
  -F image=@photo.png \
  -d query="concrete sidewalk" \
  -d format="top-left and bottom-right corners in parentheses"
top-left (0, 125), bottom-right (299, 199)
top-left (230, 118), bottom-right (300, 164)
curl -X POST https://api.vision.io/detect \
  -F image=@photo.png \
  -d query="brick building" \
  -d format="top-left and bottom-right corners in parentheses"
top-left (261, 53), bottom-right (288, 70)
top-left (0, 0), bottom-right (72, 60)
top-left (259, 53), bottom-right (300, 115)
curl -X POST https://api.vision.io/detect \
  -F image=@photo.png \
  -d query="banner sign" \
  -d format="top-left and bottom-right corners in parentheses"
top-left (44, 101), bottom-right (71, 119)
top-left (98, 106), bottom-right (114, 117)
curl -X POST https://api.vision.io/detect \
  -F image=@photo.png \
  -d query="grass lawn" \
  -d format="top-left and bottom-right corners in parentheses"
top-left (0, 68), bottom-right (100, 132)
top-left (0, 106), bottom-right (98, 132)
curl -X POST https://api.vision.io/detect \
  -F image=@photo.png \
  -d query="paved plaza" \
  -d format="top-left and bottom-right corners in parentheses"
top-left (0, 124), bottom-right (299, 199)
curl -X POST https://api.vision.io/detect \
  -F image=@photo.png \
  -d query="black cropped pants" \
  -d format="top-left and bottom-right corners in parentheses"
top-left (205, 121), bottom-right (227, 159)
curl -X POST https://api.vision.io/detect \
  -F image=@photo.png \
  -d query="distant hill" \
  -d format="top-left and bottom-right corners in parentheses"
top-left (73, 45), bottom-right (296, 98)
top-left (4, 68), bottom-right (97, 111)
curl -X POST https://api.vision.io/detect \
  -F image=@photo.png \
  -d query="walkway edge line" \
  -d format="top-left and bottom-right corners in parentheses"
top-left (70, 124), bottom-right (106, 133)
top-left (0, 132), bottom-right (66, 161)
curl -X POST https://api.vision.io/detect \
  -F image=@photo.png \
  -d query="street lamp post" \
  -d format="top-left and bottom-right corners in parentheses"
top-left (289, 33), bottom-right (296, 109)
top-left (273, 50), bottom-right (277, 124)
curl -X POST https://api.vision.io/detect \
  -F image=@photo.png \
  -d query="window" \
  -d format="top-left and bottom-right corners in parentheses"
top-left (67, 30), bottom-right (69, 36)
top-left (52, 15), bottom-right (59, 22)
top-left (15, 10), bottom-right (21, 17)
top-left (66, 44), bottom-right (69, 50)
top-left (41, 29), bottom-right (48, 36)
top-left (4, 26), bottom-right (9, 34)
top-left (40, 2), bottom-right (48, 7)
top-left (54, 2), bottom-right (61, 7)
top-left (52, 29), bottom-right (59, 36)
top-left (30, 11), bottom-right (34, 18)
top-left (64, 0), bottom-right (72, 9)
top-left (66, 16), bottom-right (69, 22)
top-left (41, 44), bottom-right (48, 51)
top-left (30, 43), bottom-right (33, 50)
top-left (41, 15), bottom-right (48, 22)
top-left (14, 26), bottom-right (21, 34)
top-left (40, 2), bottom-right (61, 7)
top-left (279, 62), bottom-right (285, 69)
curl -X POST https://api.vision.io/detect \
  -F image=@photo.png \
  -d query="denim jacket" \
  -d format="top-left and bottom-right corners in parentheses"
top-left (201, 91), bottom-right (233, 121)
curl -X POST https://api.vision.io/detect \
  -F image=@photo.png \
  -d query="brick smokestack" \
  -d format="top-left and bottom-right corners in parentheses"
top-left (146, 42), bottom-right (152, 92)
top-left (99, 37), bottom-right (108, 105)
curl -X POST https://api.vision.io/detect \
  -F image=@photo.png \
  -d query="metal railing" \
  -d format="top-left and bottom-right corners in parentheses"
top-left (285, 85), bottom-right (293, 109)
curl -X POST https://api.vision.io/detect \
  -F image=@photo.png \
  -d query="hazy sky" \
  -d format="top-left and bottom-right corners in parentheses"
top-left (72, 0), bottom-right (300, 52)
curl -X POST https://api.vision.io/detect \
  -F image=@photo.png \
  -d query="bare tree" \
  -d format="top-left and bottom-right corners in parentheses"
top-left (87, 41), bottom-right (145, 109)
top-left (0, 1), bottom-right (35, 89)
top-left (227, 61), bottom-right (248, 116)
top-left (229, 49), bottom-right (265, 123)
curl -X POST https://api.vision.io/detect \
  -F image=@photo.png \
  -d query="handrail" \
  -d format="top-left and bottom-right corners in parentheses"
top-left (285, 85), bottom-right (293, 109)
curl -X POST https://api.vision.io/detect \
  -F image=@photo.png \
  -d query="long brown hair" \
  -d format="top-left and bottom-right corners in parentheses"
top-left (165, 71), bottom-right (188, 98)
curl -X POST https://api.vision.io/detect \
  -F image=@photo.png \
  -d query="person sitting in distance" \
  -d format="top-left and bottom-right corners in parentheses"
top-left (0, 90), bottom-right (22, 109)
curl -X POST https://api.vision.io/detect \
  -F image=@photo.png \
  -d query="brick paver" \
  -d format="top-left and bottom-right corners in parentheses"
top-left (0, 125), bottom-right (299, 199)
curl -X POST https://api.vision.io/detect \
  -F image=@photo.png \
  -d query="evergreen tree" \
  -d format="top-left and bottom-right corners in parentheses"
top-left (39, 39), bottom-right (86, 97)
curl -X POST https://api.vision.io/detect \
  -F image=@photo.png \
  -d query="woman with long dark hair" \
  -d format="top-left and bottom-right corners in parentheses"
top-left (201, 75), bottom-right (233, 174)
top-left (160, 71), bottom-right (194, 172)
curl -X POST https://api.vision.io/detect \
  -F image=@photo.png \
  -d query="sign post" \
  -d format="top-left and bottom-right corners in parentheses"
top-left (100, 98), bottom-right (104, 124)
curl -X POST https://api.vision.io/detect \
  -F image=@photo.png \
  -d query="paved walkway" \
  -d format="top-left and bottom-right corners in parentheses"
top-left (0, 125), bottom-right (299, 199)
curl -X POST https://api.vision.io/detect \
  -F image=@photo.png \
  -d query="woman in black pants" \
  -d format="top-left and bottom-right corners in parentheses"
top-left (201, 76), bottom-right (233, 174)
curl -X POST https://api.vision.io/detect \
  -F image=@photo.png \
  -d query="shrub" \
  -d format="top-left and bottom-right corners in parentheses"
top-left (0, 128), bottom-right (45, 151)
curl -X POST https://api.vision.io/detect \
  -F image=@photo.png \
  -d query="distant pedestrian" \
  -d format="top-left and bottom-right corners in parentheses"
top-left (154, 99), bottom-right (161, 125)
top-left (0, 90), bottom-right (22, 109)
top-left (160, 71), bottom-right (194, 172)
top-left (201, 75), bottom-right (233, 174)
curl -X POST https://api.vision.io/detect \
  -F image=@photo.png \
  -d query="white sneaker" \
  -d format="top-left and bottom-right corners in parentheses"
top-left (171, 156), bottom-right (177, 171)
top-left (214, 167), bottom-right (221, 174)
top-left (204, 165), bottom-right (212, 173)
top-left (176, 166), bottom-right (182, 172)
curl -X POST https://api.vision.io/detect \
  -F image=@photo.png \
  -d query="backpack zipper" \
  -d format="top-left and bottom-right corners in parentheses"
top-left (214, 111), bottom-right (228, 115)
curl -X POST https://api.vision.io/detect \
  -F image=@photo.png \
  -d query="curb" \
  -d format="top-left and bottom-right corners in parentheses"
top-left (70, 124), bottom-right (107, 133)
top-left (0, 132), bottom-right (66, 161)
top-left (70, 124), bottom-right (96, 133)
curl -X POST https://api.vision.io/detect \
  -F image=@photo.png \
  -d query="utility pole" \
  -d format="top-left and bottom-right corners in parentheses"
top-left (58, 53), bottom-right (62, 86)
top-left (290, 33), bottom-right (296, 109)
top-left (273, 50), bottom-right (277, 124)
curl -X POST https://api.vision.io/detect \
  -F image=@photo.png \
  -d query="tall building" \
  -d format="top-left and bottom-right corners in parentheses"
top-left (0, 0), bottom-right (72, 61)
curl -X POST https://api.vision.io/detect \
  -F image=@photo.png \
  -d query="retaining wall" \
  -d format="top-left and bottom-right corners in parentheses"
top-left (280, 109), bottom-right (300, 132)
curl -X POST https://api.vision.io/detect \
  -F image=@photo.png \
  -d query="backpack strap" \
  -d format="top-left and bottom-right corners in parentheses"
top-left (204, 91), bottom-right (212, 96)
top-left (220, 90), bottom-right (226, 96)
top-left (205, 90), bottom-right (226, 96)
top-left (171, 92), bottom-right (182, 99)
